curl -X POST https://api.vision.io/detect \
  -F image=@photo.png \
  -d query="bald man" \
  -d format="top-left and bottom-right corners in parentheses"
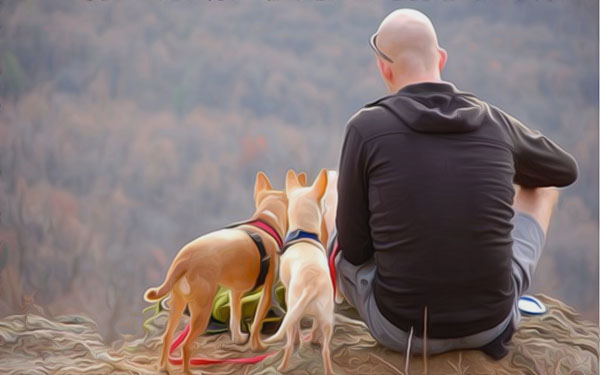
top-left (333, 9), bottom-right (578, 359)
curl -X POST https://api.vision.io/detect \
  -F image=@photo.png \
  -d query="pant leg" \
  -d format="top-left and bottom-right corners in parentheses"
top-left (509, 211), bottom-right (547, 327)
top-left (334, 253), bottom-right (413, 352)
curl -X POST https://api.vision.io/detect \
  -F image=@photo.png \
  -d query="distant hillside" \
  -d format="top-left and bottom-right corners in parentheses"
top-left (0, 294), bottom-right (597, 375)
top-left (0, 0), bottom-right (597, 341)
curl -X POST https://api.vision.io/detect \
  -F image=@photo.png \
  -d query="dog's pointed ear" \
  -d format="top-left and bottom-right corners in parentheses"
top-left (310, 168), bottom-right (328, 201)
top-left (297, 172), bottom-right (307, 186)
top-left (285, 169), bottom-right (301, 195)
top-left (254, 171), bottom-right (273, 201)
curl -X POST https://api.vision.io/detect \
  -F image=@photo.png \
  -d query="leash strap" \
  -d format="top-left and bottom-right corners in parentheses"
top-left (328, 237), bottom-right (340, 297)
top-left (168, 323), bottom-right (277, 366)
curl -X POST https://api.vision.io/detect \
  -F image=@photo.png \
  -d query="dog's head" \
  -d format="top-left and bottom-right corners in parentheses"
top-left (253, 171), bottom-right (289, 233)
top-left (285, 169), bottom-right (328, 239)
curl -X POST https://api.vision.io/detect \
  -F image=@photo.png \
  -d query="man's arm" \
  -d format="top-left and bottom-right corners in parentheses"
top-left (499, 110), bottom-right (579, 187)
top-left (336, 120), bottom-right (373, 265)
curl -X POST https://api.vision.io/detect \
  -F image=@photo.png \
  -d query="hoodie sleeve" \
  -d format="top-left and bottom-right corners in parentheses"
top-left (499, 110), bottom-right (579, 188)
top-left (336, 119), bottom-right (374, 265)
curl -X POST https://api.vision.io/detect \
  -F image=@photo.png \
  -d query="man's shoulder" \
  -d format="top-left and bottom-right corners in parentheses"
top-left (345, 101), bottom-right (404, 140)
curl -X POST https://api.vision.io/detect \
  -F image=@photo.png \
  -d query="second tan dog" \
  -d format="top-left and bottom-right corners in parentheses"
top-left (144, 172), bottom-right (287, 375)
top-left (264, 169), bottom-right (335, 375)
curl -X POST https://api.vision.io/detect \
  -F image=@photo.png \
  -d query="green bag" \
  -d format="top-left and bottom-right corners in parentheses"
top-left (143, 282), bottom-right (287, 335)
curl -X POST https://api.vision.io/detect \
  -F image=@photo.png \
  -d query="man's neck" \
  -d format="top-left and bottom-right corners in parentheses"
top-left (391, 74), bottom-right (443, 93)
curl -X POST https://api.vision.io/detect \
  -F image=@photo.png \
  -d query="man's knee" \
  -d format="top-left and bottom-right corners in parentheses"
top-left (513, 186), bottom-right (559, 234)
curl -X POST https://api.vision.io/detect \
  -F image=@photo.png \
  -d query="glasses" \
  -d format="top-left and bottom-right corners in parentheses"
top-left (369, 32), bottom-right (394, 63)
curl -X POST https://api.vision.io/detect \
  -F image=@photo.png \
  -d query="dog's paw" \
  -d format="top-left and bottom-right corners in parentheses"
top-left (232, 332), bottom-right (249, 345)
top-left (277, 364), bottom-right (289, 373)
top-left (159, 359), bottom-right (169, 374)
top-left (334, 290), bottom-right (344, 304)
top-left (251, 339), bottom-right (266, 352)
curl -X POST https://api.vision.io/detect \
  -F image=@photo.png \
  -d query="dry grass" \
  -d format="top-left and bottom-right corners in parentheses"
top-left (0, 294), bottom-right (597, 375)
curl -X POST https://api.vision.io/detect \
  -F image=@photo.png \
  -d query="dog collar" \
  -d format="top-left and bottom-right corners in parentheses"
top-left (283, 230), bottom-right (321, 252)
top-left (285, 229), bottom-right (320, 244)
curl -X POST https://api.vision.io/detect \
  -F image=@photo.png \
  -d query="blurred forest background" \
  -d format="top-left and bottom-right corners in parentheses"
top-left (0, 0), bottom-right (597, 342)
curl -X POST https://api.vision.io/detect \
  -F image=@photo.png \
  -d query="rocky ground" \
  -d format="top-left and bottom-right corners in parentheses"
top-left (0, 294), bottom-right (597, 375)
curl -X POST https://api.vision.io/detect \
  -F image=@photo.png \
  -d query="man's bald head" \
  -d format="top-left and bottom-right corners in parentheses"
top-left (373, 9), bottom-right (447, 92)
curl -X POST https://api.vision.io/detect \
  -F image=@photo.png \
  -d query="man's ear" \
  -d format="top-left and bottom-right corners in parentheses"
top-left (285, 169), bottom-right (301, 196)
top-left (438, 47), bottom-right (447, 73)
top-left (254, 171), bottom-right (273, 202)
top-left (310, 168), bottom-right (328, 202)
top-left (377, 59), bottom-right (394, 87)
top-left (297, 172), bottom-right (307, 186)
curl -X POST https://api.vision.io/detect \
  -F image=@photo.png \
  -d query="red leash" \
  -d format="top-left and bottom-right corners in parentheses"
top-left (328, 238), bottom-right (340, 296)
top-left (168, 324), bottom-right (277, 366)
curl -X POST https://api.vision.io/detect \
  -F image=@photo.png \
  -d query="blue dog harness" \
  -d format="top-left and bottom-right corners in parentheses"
top-left (282, 229), bottom-right (322, 253)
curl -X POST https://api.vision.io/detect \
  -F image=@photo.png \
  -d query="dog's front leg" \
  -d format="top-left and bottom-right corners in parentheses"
top-left (249, 259), bottom-right (275, 351)
top-left (229, 289), bottom-right (249, 344)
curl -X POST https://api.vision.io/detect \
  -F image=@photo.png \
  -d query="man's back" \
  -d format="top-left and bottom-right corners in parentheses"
top-left (336, 81), bottom-right (578, 338)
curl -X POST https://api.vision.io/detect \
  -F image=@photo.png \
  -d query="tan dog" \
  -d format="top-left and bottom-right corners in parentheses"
top-left (321, 170), bottom-right (345, 304)
top-left (264, 169), bottom-right (335, 375)
top-left (144, 172), bottom-right (287, 375)
top-left (321, 170), bottom-right (338, 250)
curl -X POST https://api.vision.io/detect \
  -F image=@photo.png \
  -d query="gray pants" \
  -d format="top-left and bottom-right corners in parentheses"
top-left (334, 211), bottom-right (546, 353)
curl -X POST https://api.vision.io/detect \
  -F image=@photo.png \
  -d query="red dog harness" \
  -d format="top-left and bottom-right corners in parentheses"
top-left (242, 219), bottom-right (284, 249)
top-left (224, 219), bottom-right (283, 291)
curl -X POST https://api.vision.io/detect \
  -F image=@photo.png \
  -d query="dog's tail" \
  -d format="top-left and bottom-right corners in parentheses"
top-left (143, 260), bottom-right (186, 302)
top-left (263, 288), bottom-right (317, 344)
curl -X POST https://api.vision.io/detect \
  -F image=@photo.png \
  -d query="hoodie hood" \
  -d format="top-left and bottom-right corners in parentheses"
top-left (366, 81), bottom-right (488, 134)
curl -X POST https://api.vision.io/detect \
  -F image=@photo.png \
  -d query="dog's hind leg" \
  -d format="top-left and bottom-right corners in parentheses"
top-left (310, 319), bottom-right (321, 345)
top-left (278, 323), bottom-right (298, 372)
top-left (229, 289), bottom-right (248, 344)
top-left (318, 315), bottom-right (335, 375)
top-left (264, 289), bottom-right (314, 344)
top-left (159, 293), bottom-right (186, 373)
top-left (181, 283), bottom-right (217, 375)
top-left (295, 321), bottom-right (302, 348)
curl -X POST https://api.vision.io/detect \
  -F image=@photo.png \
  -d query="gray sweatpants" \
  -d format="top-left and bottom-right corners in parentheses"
top-left (333, 211), bottom-right (546, 353)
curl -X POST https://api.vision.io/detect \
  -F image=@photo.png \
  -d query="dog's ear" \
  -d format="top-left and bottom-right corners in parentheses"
top-left (254, 171), bottom-right (273, 201)
top-left (310, 168), bottom-right (328, 202)
top-left (285, 169), bottom-right (301, 195)
top-left (297, 172), bottom-right (307, 186)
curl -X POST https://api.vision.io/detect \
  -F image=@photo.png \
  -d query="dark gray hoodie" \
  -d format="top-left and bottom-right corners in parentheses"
top-left (336, 81), bottom-right (578, 341)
